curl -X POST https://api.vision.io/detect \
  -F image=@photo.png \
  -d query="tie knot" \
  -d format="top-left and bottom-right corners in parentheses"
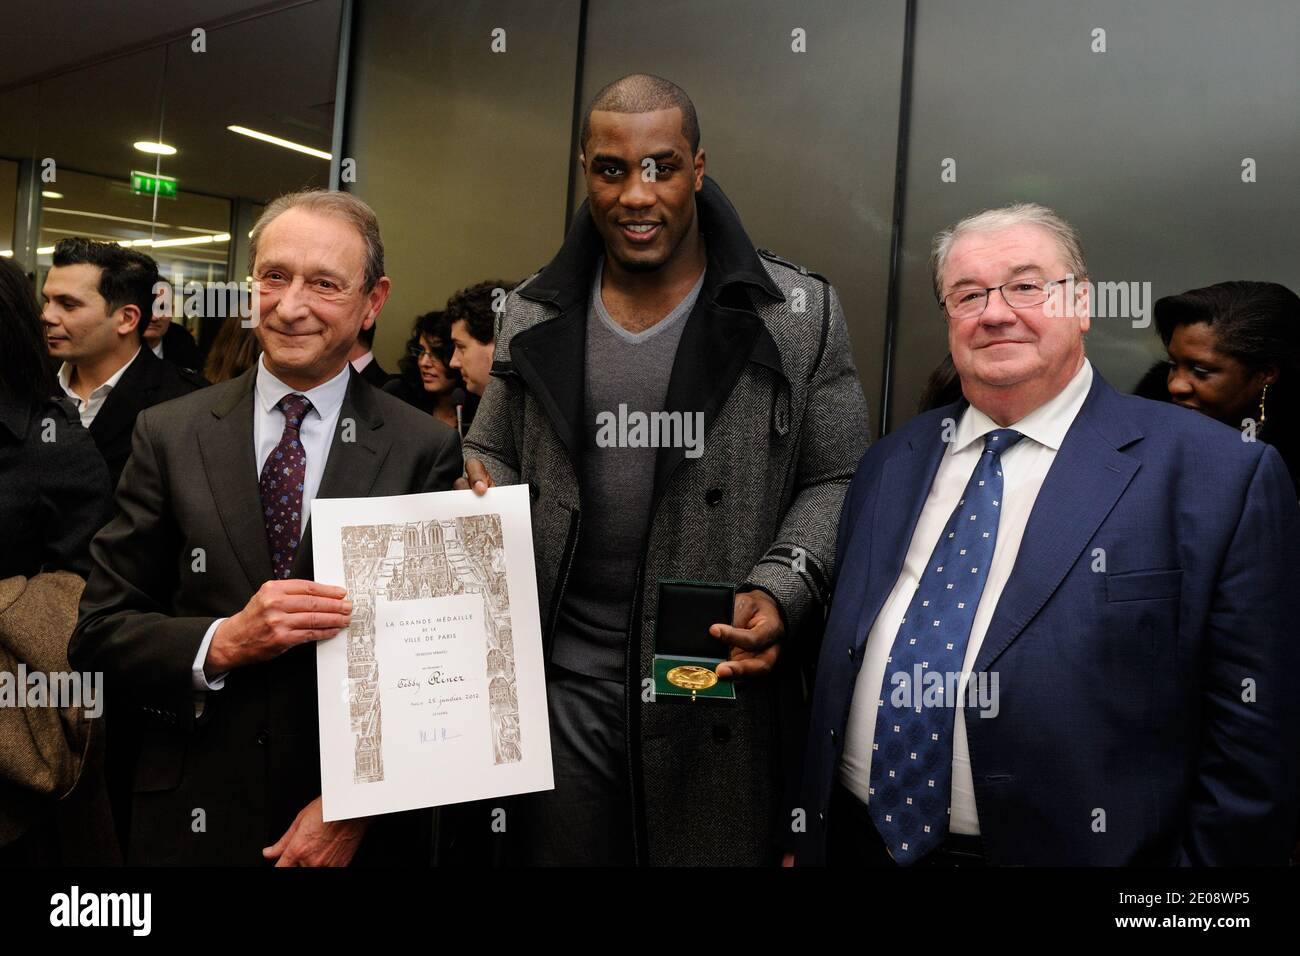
top-left (983, 428), bottom-right (1024, 457)
top-left (277, 393), bottom-right (313, 431)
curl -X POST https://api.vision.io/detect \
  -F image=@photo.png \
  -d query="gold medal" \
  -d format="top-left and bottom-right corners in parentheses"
top-left (666, 665), bottom-right (718, 700)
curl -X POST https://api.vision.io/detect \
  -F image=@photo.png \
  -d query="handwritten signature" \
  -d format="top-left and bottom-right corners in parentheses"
top-left (397, 669), bottom-right (467, 690)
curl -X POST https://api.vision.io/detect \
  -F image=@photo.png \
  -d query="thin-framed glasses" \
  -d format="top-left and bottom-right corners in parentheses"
top-left (940, 276), bottom-right (1072, 320)
top-left (407, 344), bottom-right (440, 361)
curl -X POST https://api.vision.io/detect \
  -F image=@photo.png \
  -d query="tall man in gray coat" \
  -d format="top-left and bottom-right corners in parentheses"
top-left (462, 74), bottom-right (869, 865)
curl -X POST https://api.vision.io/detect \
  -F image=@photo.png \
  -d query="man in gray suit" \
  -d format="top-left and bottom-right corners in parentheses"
top-left (71, 190), bottom-right (462, 865)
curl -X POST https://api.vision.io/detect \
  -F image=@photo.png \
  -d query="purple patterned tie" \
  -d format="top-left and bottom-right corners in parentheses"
top-left (260, 393), bottom-right (313, 579)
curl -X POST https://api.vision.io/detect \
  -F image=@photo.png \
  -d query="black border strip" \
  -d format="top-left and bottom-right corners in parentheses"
top-left (329, 0), bottom-right (355, 191)
top-left (878, 0), bottom-right (918, 438)
top-left (563, 0), bottom-right (590, 236)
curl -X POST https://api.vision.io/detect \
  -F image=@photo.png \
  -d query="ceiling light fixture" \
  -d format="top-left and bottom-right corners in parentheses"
top-left (134, 141), bottom-right (177, 156)
top-left (227, 124), bottom-right (331, 160)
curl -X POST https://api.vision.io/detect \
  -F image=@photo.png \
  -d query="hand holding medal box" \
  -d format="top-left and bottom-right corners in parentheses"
top-left (653, 580), bottom-right (737, 702)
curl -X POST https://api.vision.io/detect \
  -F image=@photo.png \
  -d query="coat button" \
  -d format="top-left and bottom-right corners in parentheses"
top-left (847, 647), bottom-right (855, 660)
top-left (704, 488), bottom-right (723, 507)
top-left (256, 730), bottom-right (270, 746)
top-left (830, 728), bottom-right (837, 743)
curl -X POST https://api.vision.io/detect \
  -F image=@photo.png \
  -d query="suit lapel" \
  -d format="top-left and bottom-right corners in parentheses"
top-left (651, 283), bottom-right (779, 505)
top-left (89, 349), bottom-right (154, 446)
top-left (290, 372), bottom-right (391, 579)
top-left (973, 376), bottom-right (1142, 672)
top-left (197, 367), bottom-right (272, 590)
top-left (856, 410), bottom-right (953, 637)
top-left (509, 303), bottom-right (587, 467)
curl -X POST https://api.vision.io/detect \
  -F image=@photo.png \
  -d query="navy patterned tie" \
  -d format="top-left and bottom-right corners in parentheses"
top-left (867, 427), bottom-right (1024, 864)
top-left (260, 393), bottom-right (313, 580)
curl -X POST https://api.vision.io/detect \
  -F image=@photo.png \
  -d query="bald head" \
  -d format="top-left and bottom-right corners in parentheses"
top-left (580, 73), bottom-right (700, 154)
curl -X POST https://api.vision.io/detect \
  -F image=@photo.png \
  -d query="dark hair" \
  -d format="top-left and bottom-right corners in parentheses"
top-left (1132, 360), bottom-right (1173, 402)
top-left (445, 279), bottom-right (515, 346)
top-left (0, 256), bottom-right (54, 405)
top-left (1155, 281), bottom-right (1300, 363)
top-left (1155, 280), bottom-right (1300, 488)
top-left (415, 310), bottom-right (455, 366)
top-left (394, 310), bottom-right (457, 412)
top-left (917, 353), bottom-right (964, 413)
top-left (202, 319), bottom-right (261, 384)
top-left (52, 237), bottom-right (160, 341)
top-left (580, 73), bottom-right (700, 154)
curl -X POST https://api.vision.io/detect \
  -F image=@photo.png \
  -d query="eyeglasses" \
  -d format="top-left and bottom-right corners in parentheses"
top-left (407, 344), bottom-right (441, 361)
top-left (940, 276), bottom-right (1072, 320)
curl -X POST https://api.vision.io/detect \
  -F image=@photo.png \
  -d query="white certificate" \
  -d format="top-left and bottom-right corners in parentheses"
top-left (311, 486), bottom-right (553, 821)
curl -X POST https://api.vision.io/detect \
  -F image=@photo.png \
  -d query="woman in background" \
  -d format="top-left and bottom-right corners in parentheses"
top-left (202, 318), bottom-right (262, 384)
top-left (0, 256), bottom-right (111, 579)
top-left (1154, 280), bottom-right (1300, 495)
top-left (0, 255), bottom-right (116, 865)
top-left (384, 310), bottom-right (467, 431)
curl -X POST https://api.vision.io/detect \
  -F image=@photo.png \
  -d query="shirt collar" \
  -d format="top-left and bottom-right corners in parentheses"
top-left (57, 347), bottom-right (143, 398)
top-left (952, 358), bottom-right (1094, 455)
top-left (255, 354), bottom-right (351, 421)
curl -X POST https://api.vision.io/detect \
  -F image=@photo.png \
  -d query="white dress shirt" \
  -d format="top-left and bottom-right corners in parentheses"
top-left (350, 350), bottom-right (375, 373)
top-left (839, 358), bottom-right (1093, 835)
top-left (192, 356), bottom-right (351, 692)
top-left (151, 341), bottom-right (164, 359)
top-left (58, 348), bottom-right (142, 429)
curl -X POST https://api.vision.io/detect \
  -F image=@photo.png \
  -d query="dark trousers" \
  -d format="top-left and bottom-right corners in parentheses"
top-left (517, 663), bottom-right (634, 866)
top-left (828, 782), bottom-right (986, 867)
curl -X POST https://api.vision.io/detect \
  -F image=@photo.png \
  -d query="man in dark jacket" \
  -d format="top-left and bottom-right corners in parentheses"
top-left (143, 313), bottom-right (203, 373)
top-left (462, 74), bottom-right (869, 865)
top-left (43, 239), bottom-right (205, 489)
top-left (71, 190), bottom-right (462, 866)
top-left (348, 317), bottom-right (392, 387)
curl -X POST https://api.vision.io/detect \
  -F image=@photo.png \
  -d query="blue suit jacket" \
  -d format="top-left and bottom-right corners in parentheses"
top-left (799, 371), bottom-right (1300, 865)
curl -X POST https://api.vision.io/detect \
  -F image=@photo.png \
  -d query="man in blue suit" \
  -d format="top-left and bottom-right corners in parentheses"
top-left (798, 203), bottom-right (1300, 866)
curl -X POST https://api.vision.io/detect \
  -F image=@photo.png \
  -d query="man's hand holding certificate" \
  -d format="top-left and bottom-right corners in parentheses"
top-left (311, 485), bottom-right (553, 821)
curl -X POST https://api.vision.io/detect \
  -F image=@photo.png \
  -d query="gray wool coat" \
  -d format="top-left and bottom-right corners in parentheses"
top-left (463, 176), bottom-right (870, 864)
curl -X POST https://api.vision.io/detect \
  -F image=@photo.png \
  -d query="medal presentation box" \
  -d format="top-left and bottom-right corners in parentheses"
top-left (653, 579), bottom-right (736, 702)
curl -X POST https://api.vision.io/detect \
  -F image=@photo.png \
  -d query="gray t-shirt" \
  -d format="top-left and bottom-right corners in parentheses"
top-left (549, 257), bottom-right (705, 681)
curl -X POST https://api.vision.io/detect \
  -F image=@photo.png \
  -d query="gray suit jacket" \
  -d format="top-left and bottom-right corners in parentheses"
top-left (70, 365), bottom-right (462, 864)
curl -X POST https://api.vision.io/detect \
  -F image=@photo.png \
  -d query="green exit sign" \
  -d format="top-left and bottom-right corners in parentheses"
top-left (130, 170), bottom-right (178, 198)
